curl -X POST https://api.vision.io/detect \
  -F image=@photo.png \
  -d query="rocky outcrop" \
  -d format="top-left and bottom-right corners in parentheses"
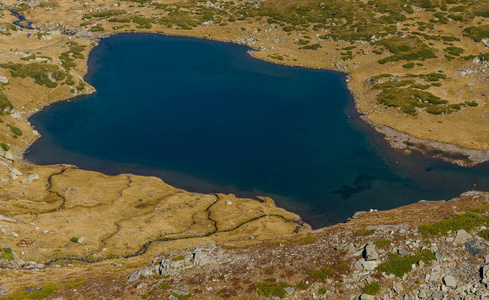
top-left (128, 243), bottom-right (229, 282)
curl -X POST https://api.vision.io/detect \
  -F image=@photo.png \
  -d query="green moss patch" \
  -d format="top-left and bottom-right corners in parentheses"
top-left (374, 36), bottom-right (436, 64)
top-left (256, 282), bottom-right (293, 299)
top-left (376, 249), bottom-right (435, 278)
top-left (418, 212), bottom-right (489, 237)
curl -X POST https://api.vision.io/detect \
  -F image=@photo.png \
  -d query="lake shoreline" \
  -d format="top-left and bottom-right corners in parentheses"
top-left (17, 32), bottom-right (489, 229)
top-left (21, 31), bottom-right (489, 167)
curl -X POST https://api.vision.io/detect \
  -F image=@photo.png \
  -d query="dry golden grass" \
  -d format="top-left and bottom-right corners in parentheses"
top-left (0, 0), bottom-right (489, 296)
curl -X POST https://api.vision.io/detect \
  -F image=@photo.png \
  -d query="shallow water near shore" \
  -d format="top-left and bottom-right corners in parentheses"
top-left (26, 34), bottom-right (489, 228)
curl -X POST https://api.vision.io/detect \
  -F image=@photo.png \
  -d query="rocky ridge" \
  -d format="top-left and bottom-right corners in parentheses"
top-left (24, 190), bottom-right (488, 300)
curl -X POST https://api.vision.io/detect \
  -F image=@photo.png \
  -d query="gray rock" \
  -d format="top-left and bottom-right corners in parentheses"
top-left (284, 287), bottom-right (295, 294)
top-left (363, 243), bottom-right (379, 261)
top-left (454, 229), bottom-right (472, 245)
top-left (21, 174), bottom-right (39, 185)
top-left (172, 286), bottom-right (189, 296)
top-left (8, 168), bottom-right (22, 180)
top-left (0, 25), bottom-right (7, 34)
top-left (431, 291), bottom-right (444, 300)
top-left (443, 275), bottom-right (457, 288)
top-left (484, 254), bottom-right (489, 264)
top-left (0, 147), bottom-right (14, 160)
top-left (393, 281), bottom-right (403, 293)
top-left (128, 266), bottom-right (154, 282)
top-left (4, 150), bottom-right (14, 160)
top-left (434, 251), bottom-right (443, 262)
top-left (22, 262), bottom-right (45, 270)
top-left (359, 294), bottom-right (375, 300)
top-left (428, 266), bottom-right (442, 282)
top-left (136, 283), bottom-right (147, 289)
top-left (464, 238), bottom-right (484, 256)
top-left (353, 258), bottom-right (378, 271)
top-left (398, 248), bottom-right (410, 257)
top-left (193, 250), bottom-right (213, 266)
top-left (0, 286), bottom-right (9, 296)
top-left (482, 265), bottom-right (489, 283)
top-left (0, 76), bottom-right (8, 84)
top-left (418, 286), bottom-right (429, 298)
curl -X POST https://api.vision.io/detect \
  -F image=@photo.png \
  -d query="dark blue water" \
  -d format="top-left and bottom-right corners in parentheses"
top-left (25, 34), bottom-right (489, 228)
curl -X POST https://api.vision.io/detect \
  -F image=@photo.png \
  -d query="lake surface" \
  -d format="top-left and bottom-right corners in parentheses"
top-left (26, 34), bottom-right (489, 228)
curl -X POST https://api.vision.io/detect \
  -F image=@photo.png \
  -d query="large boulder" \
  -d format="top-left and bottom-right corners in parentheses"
top-left (128, 266), bottom-right (154, 282)
top-left (0, 286), bottom-right (8, 296)
top-left (443, 275), bottom-right (457, 288)
top-left (353, 258), bottom-right (378, 271)
top-left (454, 229), bottom-right (472, 245)
top-left (464, 238), bottom-right (485, 256)
top-left (482, 265), bottom-right (489, 283)
top-left (21, 174), bottom-right (40, 185)
top-left (363, 243), bottom-right (379, 261)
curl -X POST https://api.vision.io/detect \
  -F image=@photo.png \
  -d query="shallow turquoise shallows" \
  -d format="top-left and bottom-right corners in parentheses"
top-left (26, 34), bottom-right (489, 228)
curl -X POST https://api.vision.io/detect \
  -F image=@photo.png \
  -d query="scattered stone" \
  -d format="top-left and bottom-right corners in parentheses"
top-left (225, 200), bottom-right (232, 205)
top-left (114, 263), bottom-right (122, 267)
top-left (464, 238), bottom-right (485, 256)
top-left (136, 283), bottom-right (147, 289)
top-left (435, 251), bottom-right (443, 262)
top-left (482, 265), bottom-right (489, 283)
top-left (0, 25), bottom-right (7, 34)
top-left (397, 248), bottom-right (410, 257)
top-left (193, 250), bottom-right (213, 266)
top-left (0, 147), bottom-right (14, 160)
top-left (418, 286), bottom-right (429, 298)
top-left (284, 287), bottom-right (294, 294)
top-left (393, 281), bottom-right (403, 294)
top-left (22, 263), bottom-right (45, 270)
top-left (454, 229), bottom-right (471, 245)
top-left (443, 275), bottom-right (457, 288)
top-left (0, 76), bottom-right (8, 84)
top-left (8, 168), bottom-right (22, 180)
top-left (0, 286), bottom-right (9, 297)
top-left (359, 293), bottom-right (375, 300)
top-left (21, 174), bottom-right (40, 185)
top-left (363, 243), bottom-right (379, 261)
top-left (353, 258), bottom-right (378, 271)
top-left (128, 266), bottom-right (154, 282)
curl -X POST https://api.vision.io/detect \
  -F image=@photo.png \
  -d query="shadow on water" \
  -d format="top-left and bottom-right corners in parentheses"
top-left (24, 34), bottom-right (489, 229)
